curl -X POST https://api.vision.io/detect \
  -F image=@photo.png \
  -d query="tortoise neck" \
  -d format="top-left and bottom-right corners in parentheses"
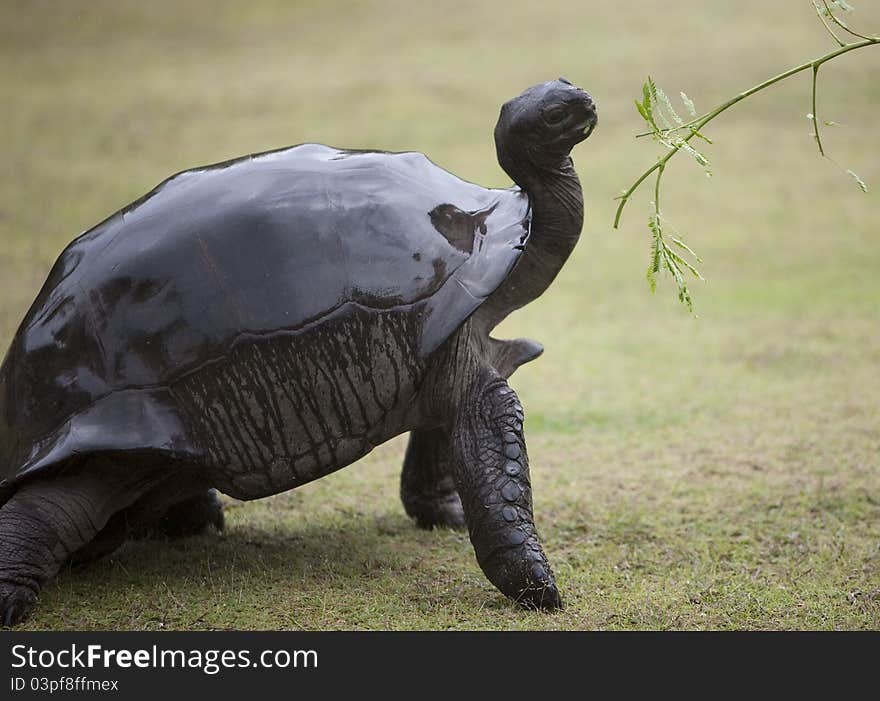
top-left (499, 147), bottom-right (584, 243)
top-left (475, 145), bottom-right (584, 331)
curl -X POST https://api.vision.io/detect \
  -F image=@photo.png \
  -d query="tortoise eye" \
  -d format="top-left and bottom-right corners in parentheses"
top-left (543, 105), bottom-right (567, 125)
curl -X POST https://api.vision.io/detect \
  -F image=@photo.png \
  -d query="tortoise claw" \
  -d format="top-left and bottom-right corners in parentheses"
top-left (516, 577), bottom-right (564, 611)
top-left (1, 584), bottom-right (37, 627)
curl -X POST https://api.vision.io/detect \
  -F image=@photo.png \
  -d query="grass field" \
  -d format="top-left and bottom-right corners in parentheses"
top-left (2, 0), bottom-right (878, 630)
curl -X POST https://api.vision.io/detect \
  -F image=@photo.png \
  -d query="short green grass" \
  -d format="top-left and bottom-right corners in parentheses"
top-left (2, 0), bottom-right (878, 630)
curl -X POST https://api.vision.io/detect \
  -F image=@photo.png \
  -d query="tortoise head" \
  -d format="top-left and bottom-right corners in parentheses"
top-left (494, 78), bottom-right (597, 165)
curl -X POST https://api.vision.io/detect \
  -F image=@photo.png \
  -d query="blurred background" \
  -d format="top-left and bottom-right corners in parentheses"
top-left (1, 0), bottom-right (878, 629)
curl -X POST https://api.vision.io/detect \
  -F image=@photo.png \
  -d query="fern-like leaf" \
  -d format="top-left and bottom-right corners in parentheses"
top-left (847, 169), bottom-right (868, 192)
top-left (680, 91), bottom-right (697, 117)
top-left (671, 236), bottom-right (703, 263)
top-left (639, 80), bottom-right (660, 134)
top-left (656, 86), bottom-right (684, 126)
top-left (647, 214), bottom-right (662, 292)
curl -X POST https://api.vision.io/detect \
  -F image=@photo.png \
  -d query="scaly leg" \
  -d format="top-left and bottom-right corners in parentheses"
top-left (73, 485), bottom-right (223, 564)
top-left (451, 371), bottom-right (562, 610)
top-left (400, 428), bottom-right (465, 529)
top-left (131, 488), bottom-right (224, 540)
top-left (0, 461), bottom-right (160, 626)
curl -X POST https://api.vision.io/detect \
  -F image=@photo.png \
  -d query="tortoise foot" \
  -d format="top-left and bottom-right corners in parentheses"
top-left (0, 583), bottom-right (37, 627)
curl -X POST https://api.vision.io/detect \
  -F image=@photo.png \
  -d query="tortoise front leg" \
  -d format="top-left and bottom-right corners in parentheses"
top-left (400, 428), bottom-right (465, 529)
top-left (451, 371), bottom-right (562, 610)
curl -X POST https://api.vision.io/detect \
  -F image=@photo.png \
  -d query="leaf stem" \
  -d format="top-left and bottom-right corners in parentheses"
top-left (811, 64), bottom-right (825, 156)
top-left (823, 0), bottom-right (875, 41)
top-left (654, 163), bottom-right (664, 215)
top-left (815, 1), bottom-right (846, 47)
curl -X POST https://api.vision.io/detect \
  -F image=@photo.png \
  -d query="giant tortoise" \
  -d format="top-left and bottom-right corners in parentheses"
top-left (0, 78), bottom-right (597, 625)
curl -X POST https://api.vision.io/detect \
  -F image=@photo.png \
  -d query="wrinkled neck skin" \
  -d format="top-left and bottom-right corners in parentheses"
top-left (473, 144), bottom-right (584, 334)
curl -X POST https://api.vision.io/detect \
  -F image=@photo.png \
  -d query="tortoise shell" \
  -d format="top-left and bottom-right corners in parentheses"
top-left (0, 143), bottom-right (530, 494)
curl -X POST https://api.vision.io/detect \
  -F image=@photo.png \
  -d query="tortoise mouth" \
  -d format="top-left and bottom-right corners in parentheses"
top-left (570, 112), bottom-right (598, 144)
top-left (581, 118), bottom-right (597, 139)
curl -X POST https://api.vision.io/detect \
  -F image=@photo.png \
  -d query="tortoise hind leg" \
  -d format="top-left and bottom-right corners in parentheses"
top-left (71, 484), bottom-right (222, 564)
top-left (131, 488), bottom-right (224, 540)
top-left (400, 428), bottom-right (466, 529)
top-left (0, 460), bottom-right (163, 626)
top-left (68, 513), bottom-right (130, 566)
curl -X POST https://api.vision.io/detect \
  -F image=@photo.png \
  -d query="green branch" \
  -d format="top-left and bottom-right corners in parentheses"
top-left (615, 36), bottom-right (877, 230)
top-left (614, 2), bottom-right (877, 313)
